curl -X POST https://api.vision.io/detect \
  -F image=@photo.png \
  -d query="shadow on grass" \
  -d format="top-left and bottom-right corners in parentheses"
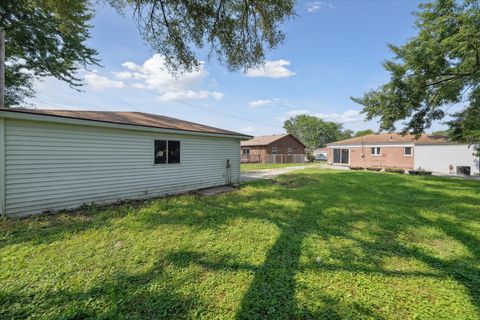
top-left (1, 170), bottom-right (479, 318)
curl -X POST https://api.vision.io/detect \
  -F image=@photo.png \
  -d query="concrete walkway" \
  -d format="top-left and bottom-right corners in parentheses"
top-left (241, 165), bottom-right (318, 182)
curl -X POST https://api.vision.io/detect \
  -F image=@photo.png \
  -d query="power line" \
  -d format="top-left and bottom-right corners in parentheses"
top-left (136, 88), bottom-right (283, 129)
top-left (32, 87), bottom-right (283, 130)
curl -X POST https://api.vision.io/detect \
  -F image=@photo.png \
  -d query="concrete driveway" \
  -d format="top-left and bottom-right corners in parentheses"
top-left (241, 165), bottom-right (317, 182)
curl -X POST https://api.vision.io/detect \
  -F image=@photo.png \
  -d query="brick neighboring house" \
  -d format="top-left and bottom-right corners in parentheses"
top-left (241, 134), bottom-right (306, 163)
top-left (326, 133), bottom-right (480, 175)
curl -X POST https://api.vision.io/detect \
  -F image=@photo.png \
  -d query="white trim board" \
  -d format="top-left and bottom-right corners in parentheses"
top-left (327, 144), bottom-right (414, 148)
top-left (0, 118), bottom-right (5, 216)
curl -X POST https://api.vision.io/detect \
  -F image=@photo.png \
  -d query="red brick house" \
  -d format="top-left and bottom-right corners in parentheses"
top-left (241, 134), bottom-right (306, 163)
top-left (326, 133), bottom-right (480, 175)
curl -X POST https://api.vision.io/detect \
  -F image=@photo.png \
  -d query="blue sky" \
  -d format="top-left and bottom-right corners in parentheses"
top-left (29, 0), bottom-right (447, 136)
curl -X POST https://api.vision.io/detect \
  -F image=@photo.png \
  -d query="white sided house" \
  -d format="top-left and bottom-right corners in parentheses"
top-left (0, 109), bottom-right (251, 217)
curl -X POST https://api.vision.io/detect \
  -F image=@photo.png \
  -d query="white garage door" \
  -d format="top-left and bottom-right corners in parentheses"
top-left (414, 144), bottom-right (480, 175)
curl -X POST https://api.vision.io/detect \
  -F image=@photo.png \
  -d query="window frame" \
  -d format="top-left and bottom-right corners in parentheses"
top-left (153, 138), bottom-right (182, 165)
top-left (371, 147), bottom-right (381, 156)
top-left (242, 148), bottom-right (250, 155)
top-left (332, 148), bottom-right (350, 165)
top-left (271, 146), bottom-right (277, 154)
top-left (287, 148), bottom-right (292, 155)
top-left (404, 147), bottom-right (413, 156)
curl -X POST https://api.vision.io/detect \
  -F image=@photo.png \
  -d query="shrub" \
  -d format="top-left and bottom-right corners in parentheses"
top-left (408, 170), bottom-right (432, 175)
top-left (385, 168), bottom-right (405, 174)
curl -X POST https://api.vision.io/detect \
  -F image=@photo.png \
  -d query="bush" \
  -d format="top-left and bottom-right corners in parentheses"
top-left (408, 170), bottom-right (432, 175)
top-left (385, 168), bottom-right (405, 174)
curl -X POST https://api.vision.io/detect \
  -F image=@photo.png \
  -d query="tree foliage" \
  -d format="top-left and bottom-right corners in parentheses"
top-left (283, 114), bottom-right (352, 160)
top-left (0, 0), bottom-right (99, 107)
top-left (108, 0), bottom-right (296, 73)
top-left (352, 0), bottom-right (480, 154)
top-left (354, 129), bottom-right (375, 137)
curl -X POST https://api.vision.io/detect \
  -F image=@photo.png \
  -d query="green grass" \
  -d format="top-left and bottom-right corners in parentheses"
top-left (1, 170), bottom-right (480, 319)
top-left (241, 162), bottom-right (321, 172)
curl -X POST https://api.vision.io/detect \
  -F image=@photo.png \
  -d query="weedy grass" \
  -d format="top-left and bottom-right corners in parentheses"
top-left (1, 170), bottom-right (479, 319)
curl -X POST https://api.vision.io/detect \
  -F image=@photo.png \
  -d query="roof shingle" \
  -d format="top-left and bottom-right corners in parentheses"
top-left (3, 108), bottom-right (250, 138)
top-left (326, 133), bottom-right (453, 146)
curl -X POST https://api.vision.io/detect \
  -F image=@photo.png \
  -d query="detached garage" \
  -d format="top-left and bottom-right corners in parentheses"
top-left (0, 108), bottom-right (251, 217)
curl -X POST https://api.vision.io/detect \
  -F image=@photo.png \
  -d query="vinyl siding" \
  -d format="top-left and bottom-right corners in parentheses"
top-left (4, 119), bottom-right (240, 217)
top-left (414, 144), bottom-right (480, 175)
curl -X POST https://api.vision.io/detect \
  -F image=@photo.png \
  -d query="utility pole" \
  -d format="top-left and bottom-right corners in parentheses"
top-left (0, 29), bottom-right (4, 109)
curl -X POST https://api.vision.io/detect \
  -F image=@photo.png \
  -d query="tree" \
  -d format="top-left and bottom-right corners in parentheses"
top-left (431, 130), bottom-right (449, 136)
top-left (352, 0), bottom-right (480, 155)
top-left (0, 0), bottom-right (100, 107)
top-left (107, 0), bottom-right (296, 73)
top-left (354, 129), bottom-right (375, 137)
top-left (1, 0), bottom-right (295, 106)
top-left (283, 114), bottom-right (351, 161)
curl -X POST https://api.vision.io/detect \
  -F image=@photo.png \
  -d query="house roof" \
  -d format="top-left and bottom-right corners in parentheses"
top-left (327, 133), bottom-right (453, 146)
top-left (1, 108), bottom-right (251, 138)
top-left (240, 134), bottom-right (306, 147)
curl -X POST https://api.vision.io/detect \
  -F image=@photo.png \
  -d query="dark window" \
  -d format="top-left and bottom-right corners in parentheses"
top-left (243, 148), bottom-right (250, 155)
top-left (341, 149), bottom-right (349, 164)
top-left (371, 147), bottom-right (381, 156)
top-left (154, 140), bottom-right (167, 164)
top-left (333, 149), bottom-right (341, 163)
top-left (404, 147), bottom-right (412, 156)
top-left (154, 140), bottom-right (181, 164)
top-left (168, 141), bottom-right (181, 164)
top-left (333, 148), bottom-right (349, 164)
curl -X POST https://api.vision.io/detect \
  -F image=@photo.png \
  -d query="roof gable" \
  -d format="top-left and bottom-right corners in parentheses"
top-left (241, 134), bottom-right (306, 147)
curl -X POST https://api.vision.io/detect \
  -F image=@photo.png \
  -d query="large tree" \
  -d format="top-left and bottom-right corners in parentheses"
top-left (1, 0), bottom-right (296, 106)
top-left (0, 0), bottom-right (99, 107)
top-left (352, 0), bottom-right (480, 155)
top-left (109, 0), bottom-right (296, 73)
top-left (283, 114), bottom-right (352, 160)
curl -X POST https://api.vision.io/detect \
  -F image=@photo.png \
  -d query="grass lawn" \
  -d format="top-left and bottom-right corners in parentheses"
top-left (241, 161), bottom-right (322, 172)
top-left (1, 170), bottom-right (479, 319)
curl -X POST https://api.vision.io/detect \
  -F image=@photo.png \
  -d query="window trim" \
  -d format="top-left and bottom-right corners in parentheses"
top-left (332, 148), bottom-right (350, 165)
top-left (271, 146), bottom-right (277, 154)
top-left (242, 148), bottom-right (250, 155)
top-left (287, 147), bottom-right (292, 155)
top-left (371, 147), bottom-right (381, 156)
top-left (153, 138), bottom-right (182, 165)
top-left (404, 147), bottom-right (413, 156)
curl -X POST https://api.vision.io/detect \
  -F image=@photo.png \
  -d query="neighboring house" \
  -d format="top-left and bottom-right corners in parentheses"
top-left (326, 133), bottom-right (479, 175)
top-left (0, 108), bottom-right (251, 217)
top-left (240, 134), bottom-right (306, 164)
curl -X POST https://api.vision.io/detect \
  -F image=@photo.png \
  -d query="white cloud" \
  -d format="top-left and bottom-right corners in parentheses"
top-left (112, 71), bottom-right (133, 80)
top-left (119, 54), bottom-right (223, 101)
top-left (84, 73), bottom-right (125, 90)
top-left (314, 110), bottom-right (363, 123)
top-left (306, 1), bottom-right (335, 13)
top-left (249, 99), bottom-right (273, 108)
top-left (245, 60), bottom-right (296, 78)
top-left (158, 90), bottom-right (224, 101)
